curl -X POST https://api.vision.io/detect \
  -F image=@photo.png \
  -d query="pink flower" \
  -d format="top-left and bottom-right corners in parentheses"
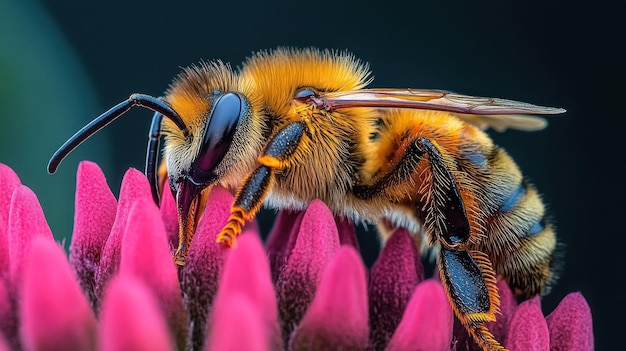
top-left (0, 161), bottom-right (594, 350)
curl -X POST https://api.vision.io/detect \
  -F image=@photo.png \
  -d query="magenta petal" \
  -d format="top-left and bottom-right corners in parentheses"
top-left (180, 186), bottom-right (234, 351)
top-left (69, 161), bottom-right (117, 309)
top-left (265, 209), bottom-right (304, 282)
top-left (159, 178), bottom-right (179, 248)
top-left (207, 295), bottom-right (268, 351)
top-left (452, 317), bottom-right (482, 351)
top-left (484, 280), bottom-right (518, 344)
top-left (0, 164), bottom-right (21, 273)
top-left (506, 297), bottom-right (549, 351)
top-left (209, 234), bottom-right (281, 350)
top-left (7, 186), bottom-right (53, 288)
top-left (120, 197), bottom-right (188, 350)
top-left (545, 292), bottom-right (593, 351)
top-left (335, 216), bottom-right (359, 249)
top-left (0, 333), bottom-right (9, 351)
top-left (275, 200), bottom-right (341, 343)
top-left (19, 236), bottom-right (97, 351)
top-left (290, 246), bottom-right (369, 350)
top-left (452, 280), bottom-right (516, 350)
top-left (368, 228), bottom-right (423, 350)
top-left (0, 278), bottom-right (9, 325)
top-left (100, 275), bottom-right (174, 351)
top-left (386, 279), bottom-right (453, 351)
top-left (95, 168), bottom-right (152, 304)
top-left (0, 277), bottom-right (17, 350)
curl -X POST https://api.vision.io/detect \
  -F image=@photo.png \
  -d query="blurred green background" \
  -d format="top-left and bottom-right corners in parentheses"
top-left (1, 0), bottom-right (622, 349)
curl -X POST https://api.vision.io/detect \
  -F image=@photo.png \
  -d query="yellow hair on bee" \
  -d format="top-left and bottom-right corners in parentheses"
top-left (236, 48), bottom-right (380, 211)
top-left (160, 59), bottom-right (268, 193)
top-left (164, 61), bottom-right (238, 135)
top-left (361, 109), bottom-right (493, 179)
top-left (362, 109), bottom-right (493, 247)
top-left (240, 47), bottom-right (372, 120)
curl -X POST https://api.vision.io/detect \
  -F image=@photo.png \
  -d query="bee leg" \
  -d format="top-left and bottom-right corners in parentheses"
top-left (216, 122), bottom-right (307, 246)
top-left (439, 249), bottom-right (503, 350)
top-left (357, 137), bottom-right (505, 349)
top-left (417, 138), bottom-right (504, 350)
top-left (216, 166), bottom-right (274, 246)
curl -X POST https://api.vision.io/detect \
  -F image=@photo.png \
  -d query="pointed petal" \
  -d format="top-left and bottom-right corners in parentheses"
top-left (69, 161), bottom-right (117, 310)
top-left (95, 168), bottom-right (152, 305)
top-left (120, 198), bottom-right (188, 350)
top-left (290, 246), bottom-right (369, 350)
top-left (206, 295), bottom-right (268, 351)
top-left (265, 208), bottom-right (303, 282)
top-left (99, 276), bottom-right (174, 351)
top-left (452, 317), bottom-right (483, 351)
top-left (386, 279), bottom-right (453, 351)
top-left (369, 228), bottom-right (423, 350)
top-left (0, 333), bottom-right (9, 351)
top-left (7, 185), bottom-right (53, 288)
top-left (209, 234), bottom-right (281, 350)
top-left (0, 164), bottom-right (21, 273)
top-left (485, 280), bottom-right (518, 344)
top-left (19, 237), bottom-right (97, 351)
top-left (506, 297), bottom-right (549, 351)
top-left (545, 292), bottom-right (593, 351)
top-left (158, 178), bottom-right (179, 249)
top-left (336, 216), bottom-right (359, 249)
top-left (0, 168), bottom-right (15, 345)
top-left (180, 186), bottom-right (234, 351)
top-left (0, 276), bottom-right (17, 350)
top-left (275, 200), bottom-right (341, 343)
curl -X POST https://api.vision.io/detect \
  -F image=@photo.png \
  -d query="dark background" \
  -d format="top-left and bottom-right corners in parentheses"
top-left (4, 0), bottom-right (623, 349)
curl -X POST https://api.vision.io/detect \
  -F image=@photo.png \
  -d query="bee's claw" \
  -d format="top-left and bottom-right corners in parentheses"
top-left (216, 219), bottom-right (242, 247)
top-left (174, 254), bottom-right (186, 266)
top-left (173, 238), bottom-right (189, 266)
top-left (216, 231), bottom-right (236, 247)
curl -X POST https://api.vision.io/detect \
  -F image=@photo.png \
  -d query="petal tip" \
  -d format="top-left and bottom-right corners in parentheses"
top-left (291, 246), bottom-right (368, 350)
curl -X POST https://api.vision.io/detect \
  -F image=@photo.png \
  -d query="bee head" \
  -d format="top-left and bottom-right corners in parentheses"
top-left (163, 61), bottom-right (265, 190)
top-left (161, 62), bottom-right (266, 261)
top-left (164, 90), bottom-right (236, 183)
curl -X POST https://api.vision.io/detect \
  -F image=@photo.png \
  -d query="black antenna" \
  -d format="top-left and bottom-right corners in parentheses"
top-left (47, 94), bottom-right (189, 203)
top-left (146, 111), bottom-right (164, 204)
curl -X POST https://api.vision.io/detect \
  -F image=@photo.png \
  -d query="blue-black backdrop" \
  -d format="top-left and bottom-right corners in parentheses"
top-left (27, 0), bottom-right (626, 349)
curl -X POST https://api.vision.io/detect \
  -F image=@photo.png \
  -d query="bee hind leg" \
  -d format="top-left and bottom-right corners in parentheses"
top-left (439, 248), bottom-right (505, 350)
top-left (419, 138), bottom-right (505, 350)
top-left (355, 136), bottom-right (506, 350)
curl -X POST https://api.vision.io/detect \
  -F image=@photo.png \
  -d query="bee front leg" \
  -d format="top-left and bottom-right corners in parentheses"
top-left (216, 122), bottom-right (307, 246)
top-left (217, 166), bottom-right (274, 246)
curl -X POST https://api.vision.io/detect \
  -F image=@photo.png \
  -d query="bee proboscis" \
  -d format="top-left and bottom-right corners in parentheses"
top-left (49, 48), bottom-right (565, 350)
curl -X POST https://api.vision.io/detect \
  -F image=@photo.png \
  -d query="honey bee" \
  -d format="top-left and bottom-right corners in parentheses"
top-left (48, 48), bottom-right (564, 350)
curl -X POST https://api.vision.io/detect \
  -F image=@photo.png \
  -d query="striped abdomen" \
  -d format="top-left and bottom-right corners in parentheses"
top-left (477, 147), bottom-right (560, 298)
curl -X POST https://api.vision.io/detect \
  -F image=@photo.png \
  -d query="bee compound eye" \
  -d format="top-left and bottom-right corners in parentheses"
top-left (294, 87), bottom-right (318, 100)
top-left (191, 93), bottom-right (242, 184)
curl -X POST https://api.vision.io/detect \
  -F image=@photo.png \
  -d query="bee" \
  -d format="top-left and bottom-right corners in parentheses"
top-left (48, 48), bottom-right (564, 350)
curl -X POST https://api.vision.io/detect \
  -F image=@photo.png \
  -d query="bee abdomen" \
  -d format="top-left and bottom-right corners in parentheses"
top-left (481, 153), bottom-right (559, 298)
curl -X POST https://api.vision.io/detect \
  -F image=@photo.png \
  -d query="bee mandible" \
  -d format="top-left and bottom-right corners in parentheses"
top-left (48, 48), bottom-right (565, 350)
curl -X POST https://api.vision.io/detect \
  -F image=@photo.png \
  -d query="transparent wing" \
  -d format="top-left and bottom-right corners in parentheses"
top-left (452, 113), bottom-right (547, 132)
top-left (312, 88), bottom-right (564, 131)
